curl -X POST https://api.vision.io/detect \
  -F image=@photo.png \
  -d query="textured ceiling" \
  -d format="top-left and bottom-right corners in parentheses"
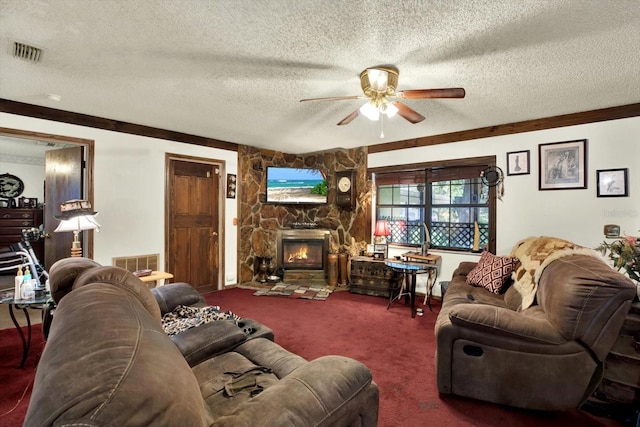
top-left (1, 0), bottom-right (639, 154)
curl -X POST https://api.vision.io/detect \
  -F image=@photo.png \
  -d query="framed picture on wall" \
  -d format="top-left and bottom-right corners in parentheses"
top-left (538, 139), bottom-right (587, 190)
top-left (596, 168), bottom-right (628, 197)
top-left (506, 150), bottom-right (530, 175)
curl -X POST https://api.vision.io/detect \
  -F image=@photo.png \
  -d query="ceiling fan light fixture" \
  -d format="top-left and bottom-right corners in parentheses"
top-left (381, 102), bottom-right (398, 118)
top-left (359, 101), bottom-right (380, 121)
top-left (367, 68), bottom-right (388, 92)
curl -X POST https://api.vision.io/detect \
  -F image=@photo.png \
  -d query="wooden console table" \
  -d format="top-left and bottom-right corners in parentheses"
top-left (400, 252), bottom-right (441, 310)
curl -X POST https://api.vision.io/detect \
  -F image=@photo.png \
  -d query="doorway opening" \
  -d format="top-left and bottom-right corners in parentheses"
top-left (0, 127), bottom-right (94, 269)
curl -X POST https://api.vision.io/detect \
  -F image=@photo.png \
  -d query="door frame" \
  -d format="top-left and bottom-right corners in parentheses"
top-left (164, 153), bottom-right (225, 291)
top-left (0, 127), bottom-right (95, 258)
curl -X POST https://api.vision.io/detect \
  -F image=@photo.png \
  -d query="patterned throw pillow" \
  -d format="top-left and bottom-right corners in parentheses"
top-left (466, 251), bottom-right (520, 294)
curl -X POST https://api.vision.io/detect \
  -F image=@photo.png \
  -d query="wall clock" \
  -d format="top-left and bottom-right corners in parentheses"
top-left (336, 169), bottom-right (356, 210)
top-left (0, 173), bottom-right (25, 198)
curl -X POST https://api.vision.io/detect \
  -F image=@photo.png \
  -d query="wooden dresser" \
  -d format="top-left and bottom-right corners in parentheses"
top-left (0, 208), bottom-right (44, 261)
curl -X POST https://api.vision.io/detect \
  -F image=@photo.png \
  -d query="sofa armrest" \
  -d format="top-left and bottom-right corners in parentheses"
top-left (213, 356), bottom-right (378, 427)
top-left (151, 282), bottom-right (204, 314)
top-left (448, 304), bottom-right (566, 345)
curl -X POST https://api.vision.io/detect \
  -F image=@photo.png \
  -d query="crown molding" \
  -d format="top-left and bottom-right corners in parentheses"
top-left (368, 103), bottom-right (640, 154)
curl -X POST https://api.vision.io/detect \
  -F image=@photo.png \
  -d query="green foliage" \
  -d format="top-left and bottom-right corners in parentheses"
top-left (310, 179), bottom-right (327, 196)
top-left (597, 233), bottom-right (640, 282)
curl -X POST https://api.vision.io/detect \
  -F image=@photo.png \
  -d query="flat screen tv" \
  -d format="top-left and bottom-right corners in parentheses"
top-left (266, 167), bottom-right (327, 204)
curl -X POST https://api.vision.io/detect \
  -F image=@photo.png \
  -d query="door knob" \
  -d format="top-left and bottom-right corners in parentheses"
top-left (212, 231), bottom-right (218, 236)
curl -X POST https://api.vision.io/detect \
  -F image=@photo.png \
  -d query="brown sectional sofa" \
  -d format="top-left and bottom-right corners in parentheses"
top-left (24, 258), bottom-right (379, 426)
top-left (435, 253), bottom-right (636, 411)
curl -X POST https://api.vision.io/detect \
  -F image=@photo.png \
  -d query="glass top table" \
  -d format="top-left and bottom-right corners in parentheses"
top-left (1, 293), bottom-right (54, 368)
top-left (385, 260), bottom-right (436, 318)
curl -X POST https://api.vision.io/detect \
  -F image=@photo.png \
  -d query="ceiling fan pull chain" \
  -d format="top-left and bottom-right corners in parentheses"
top-left (380, 114), bottom-right (385, 139)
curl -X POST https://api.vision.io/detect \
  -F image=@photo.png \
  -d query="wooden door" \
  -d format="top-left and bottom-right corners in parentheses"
top-left (167, 159), bottom-right (219, 293)
top-left (44, 146), bottom-right (84, 269)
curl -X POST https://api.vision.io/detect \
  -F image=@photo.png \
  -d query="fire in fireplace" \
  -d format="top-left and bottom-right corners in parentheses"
top-left (276, 229), bottom-right (331, 271)
top-left (283, 241), bottom-right (323, 269)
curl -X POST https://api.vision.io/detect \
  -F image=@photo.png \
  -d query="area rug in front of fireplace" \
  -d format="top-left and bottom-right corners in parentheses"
top-left (253, 283), bottom-right (331, 300)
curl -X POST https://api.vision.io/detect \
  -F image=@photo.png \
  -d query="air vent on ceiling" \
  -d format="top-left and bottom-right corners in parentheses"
top-left (13, 41), bottom-right (42, 62)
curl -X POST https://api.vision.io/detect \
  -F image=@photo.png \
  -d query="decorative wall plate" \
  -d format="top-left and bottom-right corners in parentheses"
top-left (0, 173), bottom-right (25, 198)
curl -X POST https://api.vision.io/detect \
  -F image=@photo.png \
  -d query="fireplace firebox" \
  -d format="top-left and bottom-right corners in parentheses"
top-left (276, 229), bottom-right (331, 272)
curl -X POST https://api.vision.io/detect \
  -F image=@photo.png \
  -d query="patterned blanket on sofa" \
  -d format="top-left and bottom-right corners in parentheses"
top-left (162, 304), bottom-right (242, 336)
top-left (509, 236), bottom-right (600, 311)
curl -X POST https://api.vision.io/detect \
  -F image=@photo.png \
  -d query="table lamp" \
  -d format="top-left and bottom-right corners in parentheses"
top-left (54, 200), bottom-right (100, 257)
top-left (373, 219), bottom-right (391, 258)
top-left (374, 219), bottom-right (390, 244)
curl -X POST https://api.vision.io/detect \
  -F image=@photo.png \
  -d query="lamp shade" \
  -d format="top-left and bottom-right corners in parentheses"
top-left (359, 101), bottom-right (380, 121)
top-left (373, 219), bottom-right (390, 237)
top-left (54, 214), bottom-right (100, 233)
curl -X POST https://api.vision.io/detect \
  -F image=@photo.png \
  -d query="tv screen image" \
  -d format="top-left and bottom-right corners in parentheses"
top-left (266, 167), bottom-right (327, 204)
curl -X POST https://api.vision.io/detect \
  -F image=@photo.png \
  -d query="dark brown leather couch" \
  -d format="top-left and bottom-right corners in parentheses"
top-left (24, 258), bottom-right (379, 426)
top-left (435, 254), bottom-right (636, 411)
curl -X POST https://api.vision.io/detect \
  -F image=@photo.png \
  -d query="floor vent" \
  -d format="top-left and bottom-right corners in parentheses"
top-left (113, 254), bottom-right (159, 273)
top-left (13, 41), bottom-right (42, 62)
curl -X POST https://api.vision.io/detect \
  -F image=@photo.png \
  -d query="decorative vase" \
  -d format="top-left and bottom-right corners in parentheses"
top-left (266, 257), bottom-right (276, 281)
top-left (327, 253), bottom-right (338, 287)
top-left (257, 257), bottom-right (268, 283)
top-left (338, 253), bottom-right (348, 286)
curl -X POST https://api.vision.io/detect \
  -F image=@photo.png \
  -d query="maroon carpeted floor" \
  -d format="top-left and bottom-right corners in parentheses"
top-left (0, 288), bottom-right (623, 426)
top-left (0, 323), bottom-right (44, 426)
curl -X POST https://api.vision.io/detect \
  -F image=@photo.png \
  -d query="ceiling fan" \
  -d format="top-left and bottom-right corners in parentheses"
top-left (300, 66), bottom-right (465, 126)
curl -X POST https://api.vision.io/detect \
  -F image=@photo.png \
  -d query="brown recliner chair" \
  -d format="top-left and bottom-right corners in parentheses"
top-left (435, 254), bottom-right (636, 411)
top-left (24, 258), bottom-right (379, 426)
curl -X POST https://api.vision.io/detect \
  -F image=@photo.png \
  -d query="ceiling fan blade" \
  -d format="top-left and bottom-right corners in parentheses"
top-left (300, 95), bottom-right (363, 102)
top-left (391, 101), bottom-right (425, 124)
top-left (395, 88), bottom-right (465, 99)
top-left (337, 108), bottom-right (360, 126)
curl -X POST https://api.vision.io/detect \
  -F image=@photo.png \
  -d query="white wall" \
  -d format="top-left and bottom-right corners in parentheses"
top-left (369, 116), bottom-right (640, 294)
top-left (0, 113), bottom-right (239, 286)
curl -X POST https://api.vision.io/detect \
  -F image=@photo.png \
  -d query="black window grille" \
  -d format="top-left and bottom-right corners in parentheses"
top-left (375, 168), bottom-right (492, 252)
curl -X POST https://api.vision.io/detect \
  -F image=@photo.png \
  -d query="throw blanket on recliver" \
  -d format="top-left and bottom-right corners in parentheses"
top-left (162, 304), bottom-right (242, 336)
top-left (509, 236), bottom-right (601, 311)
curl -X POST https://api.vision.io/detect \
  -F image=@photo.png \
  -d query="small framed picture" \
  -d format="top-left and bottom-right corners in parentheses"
top-left (596, 168), bottom-right (628, 197)
top-left (539, 139), bottom-right (587, 190)
top-left (506, 150), bottom-right (530, 175)
top-left (18, 197), bottom-right (38, 208)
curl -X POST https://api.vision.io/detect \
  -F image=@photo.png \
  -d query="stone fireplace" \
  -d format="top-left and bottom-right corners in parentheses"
top-left (276, 229), bottom-right (331, 281)
top-left (238, 145), bottom-right (369, 285)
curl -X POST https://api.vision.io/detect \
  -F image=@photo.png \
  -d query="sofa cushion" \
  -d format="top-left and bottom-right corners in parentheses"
top-left (465, 251), bottom-right (519, 294)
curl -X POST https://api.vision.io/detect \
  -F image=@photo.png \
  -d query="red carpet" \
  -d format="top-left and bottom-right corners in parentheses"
top-left (0, 288), bottom-right (622, 426)
top-left (0, 323), bottom-right (44, 426)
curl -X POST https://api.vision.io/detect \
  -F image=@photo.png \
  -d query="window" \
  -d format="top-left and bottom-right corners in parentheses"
top-left (430, 177), bottom-right (489, 250)
top-left (373, 157), bottom-right (496, 253)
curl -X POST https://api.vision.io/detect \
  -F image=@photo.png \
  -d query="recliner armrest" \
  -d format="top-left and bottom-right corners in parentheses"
top-left (151, 282), bottom-right (204, 314)
top-left (448, 304), bottom-right (567, 345)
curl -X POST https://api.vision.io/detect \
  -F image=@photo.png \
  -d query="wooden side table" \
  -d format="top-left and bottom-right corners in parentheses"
top-left (139, 271), bottom-right (173, 288)
top-left (584, 301), bottom-right (640, 424)
top-left (400, 252), bottom-right (441, 309)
